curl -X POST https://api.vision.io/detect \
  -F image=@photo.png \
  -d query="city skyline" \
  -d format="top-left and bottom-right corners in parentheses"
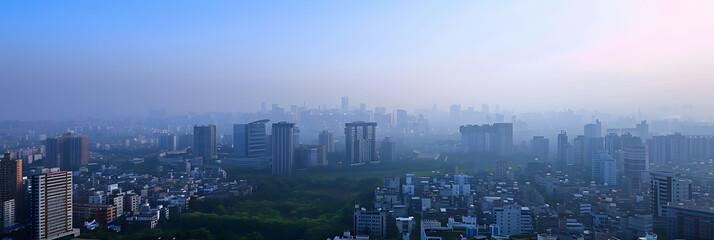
top-left (5, 2), bottom-right (714, 239)
top-left (3, 1), bottom-right (714, 120)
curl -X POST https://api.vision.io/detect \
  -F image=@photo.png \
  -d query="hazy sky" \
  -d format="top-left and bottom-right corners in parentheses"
top-left (3, 1), bottom-right (714, 120)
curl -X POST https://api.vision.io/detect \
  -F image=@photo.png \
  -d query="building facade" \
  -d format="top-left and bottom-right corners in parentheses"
top-left (345, 122), bottom-right (378, 164)
top-left (272, 122), bottom-right (295, 175)
top-left (530, 136), bottom-right (549, 160)
top-left (459, 123), bottom-right (513, 156)
top-left (30, 171), bottom-right (79, 240)
top-left (234, 120), bottom-right (269, 158)
top-left (193, 125), bottom-right (217, 164)
top-left (45, 133), bottom-right (89, 171)
top-left (318, 130), bottom-right (335, 153)
top-left (354, 206), bottom-right (386, 239)
top-left (0, 152), bottom-right (22, 224)
top-left (380, 137), bottom-right (396, 162)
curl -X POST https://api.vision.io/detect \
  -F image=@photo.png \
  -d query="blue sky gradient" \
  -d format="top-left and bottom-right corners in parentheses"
top-left (2, 1), bottom-right (714, 120)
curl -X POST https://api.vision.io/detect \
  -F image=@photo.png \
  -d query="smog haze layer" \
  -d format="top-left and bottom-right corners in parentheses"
top-left (3, 0), bottom-right (714, 120)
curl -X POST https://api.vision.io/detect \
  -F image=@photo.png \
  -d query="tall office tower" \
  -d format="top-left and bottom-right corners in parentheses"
top-left (45, 133), bottom-right (89, 171)
top-left (176, 133), bottom-right (193, 150)
top-left (1, 153), bottom-right (22, 227)
top-left (233, 119), bottom-right (269, 157)
top-left (296, 144), bottom-right (325, 168)
top-left (557, 131), bottom-right (570, 167)
top-left (647, 136), bottom-right (667, 164)
top-left (601, 155), bottom-right (617, 186)
top-left (60, 133), bottom-right (89, 171)
top-left (375, 107), bottom-right (387, 114)
top-left (668, 133), bottom-right (688, 163)
top-left (345, 121), bottom-right (378, 164)
top-left (482, 104), bottom-right (489, 114)
top-left (688, 136), bottom-right (714, 160)
top-left (572, 135), bottom-right (587, 166)
top-left (636, 120), bottom-right (649, 141)
top-left (650, 171), bottom-right (692, 217)
top-left (584, 119), bottom-right (602, 138)
top-left (529, 136), bottom-right (549, 160)
top-left (647, 133), bottom-right (696, 164)
top-left (44, 137), bottom-right (60, 168)
top-left (193, 125), bottom-right (217, 163)
top-left (318, 130), bottom-right (335, 153)
top-left (260, 102), bottom-right (267, 112)
top-left (272, 122), bottom-right (295, 175)
top-left (623, 146), bottom-right (649, 194)
top-left (604, 133), bottom-right (640, 155)
top-left (592, 151), bottom-right (616, 186)
top-left (605, 133), bottom-right (622, 155)
top-left (585, 137), bottom-right (604, 168)
top-left (395, 109), bottom-right (408, 135)
top-left (158, 134), bottom-right (178, 151)
top-left (491, 123), bottom-right (513, 156)
top-left (293, 127), bottom-right (301, 149)
top-left (459, 123), bottom-right (513, 156)
top-left (449, 105), bottom-right (461, 123)
top-left (359, 103), bottom-right (366, 112)
top-left (30, 171), bottom-right (78, 240)
top-left (380, 137), bottom-right (396, 162)
top-left (341, 96), bottom-right (349, 112)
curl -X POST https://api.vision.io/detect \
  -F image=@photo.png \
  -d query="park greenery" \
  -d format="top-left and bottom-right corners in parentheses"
top-left (80, 151), bottom-right (531, 240)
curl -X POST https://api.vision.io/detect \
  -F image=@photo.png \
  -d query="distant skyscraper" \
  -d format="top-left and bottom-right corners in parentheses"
top-left (584, 119), bottom-right (602, 138)
top-left (529, 136), bottom-right (549, 160)
top-left (272, 122), bottom-right (295, 175)
top-left (0, 153), bottom-right (22, 228)
top-left (592, 151), bottom-right (616, 186)
top-left (375, 107), bottom-right (386, 114)
top-left (647, 133), bottom-right (691, 164)
top-left (624, 146), bottom-right (649, 194)
top-left (572, 135), bottom-right (587, 167)
top-left (605, 132), bottom-right (641, 156)
top-left (233, 120), bottom-right (269, 157)
top-left (60, 133), bottom-right (89, 171)
top-left (45, 133), bottom-right (89, 171)
top-left (193, 125), bottom-right (217, 164)
top-left (581, 120), bottom-right (605, 170)
top-left (341, 96), bottom-right (349, 112)
top-left (491, 123), bottom-right (513, 156)
top-left (30, 171), bottom-right (78, 240)
top-left (380, 137), bottom-right (396, 162)
top-left (176, 133), bottom-right (193, 150)
top-left (449, 105), bottom-right (461, 123)
top-left (345, 121), bottom-right (378, 164)
top-left (636, 120), bottom-right (649, 141)
top-left (318, 130), bottom-right (335, 153)
top-left (44, 137), bottom-right (60, 168)
top-left (601, 155), bottom-right (617, 186)
top-left (297, 144), bottom-right (326, 168)
top-left (158, 134), bottom-right (178, 151)
top-left (459, 123), bottom-right (513, 156)
top-left (293, 126), bottom-right (301, 149)
top-left (557, 131), bottom-right (570, 167)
